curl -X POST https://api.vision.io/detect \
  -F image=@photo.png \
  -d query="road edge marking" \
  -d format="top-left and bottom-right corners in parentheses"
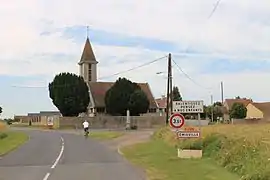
top-left (51, 136), bottom-right (64, 169)
top-left (117, 145), bottom-right (124, 156)
top-left (42, 173), bottom-right (51, 180)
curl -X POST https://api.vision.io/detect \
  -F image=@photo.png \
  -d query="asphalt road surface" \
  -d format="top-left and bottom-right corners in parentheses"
top-left (0, 130), bottom-right (145, 180)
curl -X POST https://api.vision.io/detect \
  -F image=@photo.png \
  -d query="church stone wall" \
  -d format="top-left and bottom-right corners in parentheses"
top-left (58, 115), bottom-right (210, 129)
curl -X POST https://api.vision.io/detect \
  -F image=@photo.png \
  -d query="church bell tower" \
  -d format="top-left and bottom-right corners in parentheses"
top-left (78, 31), bottom-right (98, 83)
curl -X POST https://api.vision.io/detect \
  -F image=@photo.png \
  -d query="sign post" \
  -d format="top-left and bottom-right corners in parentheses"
top-left (171, 100), bottom-right (204, 158)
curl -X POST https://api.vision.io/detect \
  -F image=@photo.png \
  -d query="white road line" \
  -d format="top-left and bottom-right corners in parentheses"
top-left (51, 136), bottom-right (64, 169)
top-left (42, 173), bottom-right (51, 180)
top-left (42, 136), bottom-right (64, 180)
top-left (117, 146), bottom-right (123, 155)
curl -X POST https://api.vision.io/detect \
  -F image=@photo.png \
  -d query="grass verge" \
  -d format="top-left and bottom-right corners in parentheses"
top-left (90, 131), bottom-right (124, 140)
top-left (0, 131), bottom-right (29, 156)
top-left (122, 138), bottom-right (239, 180)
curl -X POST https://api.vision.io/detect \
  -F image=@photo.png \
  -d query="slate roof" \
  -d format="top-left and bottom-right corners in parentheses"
top-left (78, 37), bottom-right (97, 65)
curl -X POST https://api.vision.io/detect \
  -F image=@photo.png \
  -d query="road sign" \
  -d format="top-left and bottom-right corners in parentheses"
top-left (169, 113), bottom-right (185, 129)
top-left (173, 100), bottom-right (204, 113)
top-left (177, 131), bottom-right (200, 138)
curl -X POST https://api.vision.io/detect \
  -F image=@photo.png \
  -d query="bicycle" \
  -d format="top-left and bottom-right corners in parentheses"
top-left (84, 128), bottom-right (89, 138)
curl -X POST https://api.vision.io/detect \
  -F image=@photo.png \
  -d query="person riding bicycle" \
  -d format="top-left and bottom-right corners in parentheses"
top-left (82, 120), bottom-right (89, 135)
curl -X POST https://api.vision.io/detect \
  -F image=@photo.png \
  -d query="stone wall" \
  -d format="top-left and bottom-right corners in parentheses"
top-left (58, 115), bottom-right (210, 129)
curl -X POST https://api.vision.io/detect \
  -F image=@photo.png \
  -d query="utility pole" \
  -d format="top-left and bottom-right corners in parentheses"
top-left (211, 94), bottom-right (214, 122)
top-left (166, 53), bottom-right (172, 125)
top-left (221, 81), bottom-right (224, 104)
top-left (169, 54), bottom-right (173, 116)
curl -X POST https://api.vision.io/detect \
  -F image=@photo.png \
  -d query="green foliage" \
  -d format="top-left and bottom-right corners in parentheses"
top-left (172, 86), bottom-right (182, 101)
top-left (4, 118), bottom-right (14, 125)
top-left (0, 133), bottom-right (8, 139)
top-left (48, 72), bottom-right (90, 116)
top-left (129, 90), bottom-right (149, 115)
top-left (177, 139), bottom-right (202, 150)
top-left (201, 103), bottom-right (223, 121)
top-left (229, 102), bottom-right (247, 119)
top-left (154, 127), bottom-right (270, 180)
top-left (105, 77), bottom-right (149, 116)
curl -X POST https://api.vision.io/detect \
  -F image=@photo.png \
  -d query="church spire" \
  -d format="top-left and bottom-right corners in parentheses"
top-left (78, 26), bottom-right (97, 65)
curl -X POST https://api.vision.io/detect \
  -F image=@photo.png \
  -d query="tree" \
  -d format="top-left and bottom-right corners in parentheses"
top-left (214, 101), bottom-right (222, 106)
top-left (172, 86), bottom-right (182, 101)
top-left (235, 96), bottom-right (241, 99)
top-left (48, 72), bottom-right (90, 116)
top-left (203, 102), bottom-right (223, 121)
top-left (0, 106), bottom-right (2, 115)
top-left (105, 77), bottom-right (149, 116)
top-left (129, 90), bottom-right (150, 116)
top-left (229, 102), bottom-right (247, 119)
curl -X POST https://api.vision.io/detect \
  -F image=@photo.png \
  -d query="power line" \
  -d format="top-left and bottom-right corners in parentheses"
top-left (208, 0), bottom-right (222, 19)
top-left (98, 55), bottom-right (167, 80)
top-left (11, 55), bottom-right (168, 88)
top-left (172, 58), bottom-right (212, 91)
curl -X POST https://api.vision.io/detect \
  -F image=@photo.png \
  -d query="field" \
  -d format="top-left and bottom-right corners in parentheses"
top-left (122, 124), bottom-right (270, 180)
top-left (0, 131), bottom-right (29, 156)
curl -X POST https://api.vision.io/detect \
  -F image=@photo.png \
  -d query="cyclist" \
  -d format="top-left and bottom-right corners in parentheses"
top-left (82, 120), bottom-right (89, 136)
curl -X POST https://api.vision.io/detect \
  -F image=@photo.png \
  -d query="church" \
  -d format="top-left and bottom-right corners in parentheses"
top-left (78, 36), bottom-right (158, 115)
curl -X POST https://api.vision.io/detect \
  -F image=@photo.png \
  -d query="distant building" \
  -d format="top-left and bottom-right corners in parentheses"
top-left (223, 98), bottom-right (253, 120)
top-left (155, 95), bottom-right (167, 114)
top-left (78, 36), bottom-right (158, 115)
top-left (246, 102), bottom-right (270, 120)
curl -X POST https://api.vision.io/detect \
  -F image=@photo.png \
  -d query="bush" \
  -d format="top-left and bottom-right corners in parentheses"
top-left (153, 125), bottom-right (270, 180)
top-left (0, 133), bottom-right (8, 139)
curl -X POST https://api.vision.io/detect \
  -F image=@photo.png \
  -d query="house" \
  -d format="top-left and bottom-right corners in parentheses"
top-left (14, 111), bottom-right (61, 125)
top-left (78, 36), bottom-right (158, 115)
top-left (246, 102), bottom-right (270, 120)
top-left (223, 98), bottom-right (253, 120)
top-left (155, 95), bottom-right (167, 114)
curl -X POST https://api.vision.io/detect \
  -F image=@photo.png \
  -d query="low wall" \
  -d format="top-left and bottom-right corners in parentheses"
top-left (58, 115), bottom-right (210, 129)
top-left (232, 118), bottom-right (270, 124)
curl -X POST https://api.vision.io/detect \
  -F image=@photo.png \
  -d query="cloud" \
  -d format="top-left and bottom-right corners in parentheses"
top-left (0, 0), bottom-right (270, 118)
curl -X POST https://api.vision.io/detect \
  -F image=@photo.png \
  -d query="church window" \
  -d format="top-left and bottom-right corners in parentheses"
top-left (88, 64), bottom-right (92, 81)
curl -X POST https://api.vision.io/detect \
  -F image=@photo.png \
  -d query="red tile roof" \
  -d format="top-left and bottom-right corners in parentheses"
top-left (251, 102), bottom-right (270, 117)
top-left (224, 98), bottom-right (252, 110)
top-left (155, 97), bottom-right (167, 108)
top-left (88, 82), bottom-right (158, 109)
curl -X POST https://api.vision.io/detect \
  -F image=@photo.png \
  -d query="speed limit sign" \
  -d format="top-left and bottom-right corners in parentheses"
top-left (169, 113), bottom-right (185, 129)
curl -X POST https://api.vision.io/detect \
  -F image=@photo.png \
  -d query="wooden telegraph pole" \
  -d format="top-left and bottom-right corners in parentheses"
top-left (166, 53), bottom-right (173, 125)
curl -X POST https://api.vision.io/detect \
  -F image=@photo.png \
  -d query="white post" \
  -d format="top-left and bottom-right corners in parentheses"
top-left (126, 110), bottom-right (130, 130)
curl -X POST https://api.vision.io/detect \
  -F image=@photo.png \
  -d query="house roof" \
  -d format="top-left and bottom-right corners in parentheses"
top-left (251, 102), bottom-right (270, 117)
top-left (39, 111), bottom-right (61, 116)
top-left (155, 97), bottom-right (167, 108)
top-left (224, 98), bottom-right (253, 110)
top-left (78, 37), bottom-right (97, 65)
top-left (88, 81), bottom-right (158, 109)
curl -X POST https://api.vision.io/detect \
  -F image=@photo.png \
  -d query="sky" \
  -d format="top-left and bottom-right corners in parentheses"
top-left (0, 0), bottom-right (270, 118)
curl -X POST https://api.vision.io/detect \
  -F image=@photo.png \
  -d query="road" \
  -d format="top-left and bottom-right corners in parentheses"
top-left (0, 130), bottom-right (145, 180)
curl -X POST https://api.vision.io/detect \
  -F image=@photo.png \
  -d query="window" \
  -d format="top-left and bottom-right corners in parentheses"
top-left (88, 64), bottom-right (92, 81)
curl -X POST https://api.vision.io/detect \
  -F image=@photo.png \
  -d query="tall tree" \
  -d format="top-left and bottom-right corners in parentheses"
top-left (105, 77), bottom-right (149, 116)
top-left (129, 90), bottom-right (150, 116)
top-left (48, 72), bottom-right (90, 116)
top-left (0, 106), bottom-right (2, 115)
top-left (229, 102), bottom-right (247, 119)
top-left (172, 86), bottom-right (182, 101)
